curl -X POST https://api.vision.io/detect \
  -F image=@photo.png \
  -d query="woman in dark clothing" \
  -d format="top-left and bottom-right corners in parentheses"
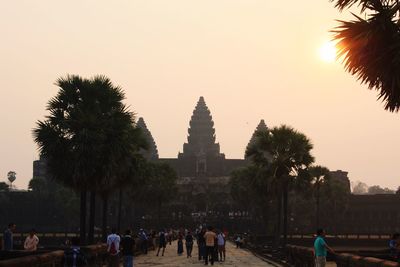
top-left (197, 229), bottom-right (206, 261)
top-left (156, 229), bottom-right (167, 256)
top-left (177, 233), bottom-right (184, 255)
top-left (185, 231), bottom-right (194, 258)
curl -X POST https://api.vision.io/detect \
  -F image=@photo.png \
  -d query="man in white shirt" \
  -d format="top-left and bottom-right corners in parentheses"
top-left (107, 228), bottom-right (121, 267)
top-left (24, 229), bottom-right (39, 251)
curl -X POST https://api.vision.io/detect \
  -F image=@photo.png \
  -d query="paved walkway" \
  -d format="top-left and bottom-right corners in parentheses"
top-left (134, 241), bottom-right (276, 266)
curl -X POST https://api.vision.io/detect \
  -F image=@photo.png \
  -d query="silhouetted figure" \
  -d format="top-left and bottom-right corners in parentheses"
top-left (177, 233), bottom-right (184, 255)
top-left (389, 233), bottom-right (400, 260)
top-left (167, 229), bottom-right (173, 245)
top-left (185, 231), bottom-right (194, 258)
top-left (197, 228), bottom-right (206, 260)
top-left (120, 229), bottom-right (135, 267)
top-left (156, 229), bottom-right (167, 256)
top-left (3, 223), bottom-right (16, 251)
top-left (204, 226), bottom-right (216, 265)
top-left (235, 235), bottom-right (242, 248)
top-left (138, 229), bottom-right (148, 254)
top-left (62, 237), bottom-right (87, 267)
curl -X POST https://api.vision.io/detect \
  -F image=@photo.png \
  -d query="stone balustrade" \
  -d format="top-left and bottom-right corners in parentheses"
top-left (0, 239), bottom-right (154, 267)
top-left (286, 245), bottom-right (399, 267)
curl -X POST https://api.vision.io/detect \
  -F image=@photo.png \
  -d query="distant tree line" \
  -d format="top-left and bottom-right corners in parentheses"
top-left (352, 181), bottom-right (399, 195)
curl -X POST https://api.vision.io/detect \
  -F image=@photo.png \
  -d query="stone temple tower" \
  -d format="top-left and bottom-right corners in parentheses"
top-left (177, 96), bottom-right (225, 176)
top-left (181, 96), bottom-right (223, 158)
top-left (245, 119), bottom-right (268, 158)
top-left (137, 117), bottom-right (159, 161)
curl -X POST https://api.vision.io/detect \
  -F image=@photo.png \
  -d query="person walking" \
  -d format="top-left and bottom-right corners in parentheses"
top-left (107, 228), bottom-right (121, 267)
top-left (235, 235), bottom-right (242, 248)
top-left (204, 226), bottom-right (217, 265)
top-left (217, 230), bottom-right (226, 262)
top-left (62, 237), bottom-right (88, 267)
top-left (3, 223), bottom-right (16, 251)
top-left (138, 229), bottom-right (148, 254)
top-left (156, 229), bottom-right (167, 256)
top-left (389, 233), bottom-right (400, 260)
top-left (197, 228), bottom-right (206, 261)
top-left (185, 231), bottom-right (194, 258)
top-left (314, 228), bottom-right (334, 267)
top-left (24, 229), bottom-right (39, 251)
top-left (167, 229), bottom-right (172, 245)
top-left (120, 229), bottom-right (135, 267)
top-left (177, 232), bottom-right (184, 256)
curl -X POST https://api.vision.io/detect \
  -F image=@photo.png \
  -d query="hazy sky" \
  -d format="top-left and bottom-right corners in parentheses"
top-left (1, 0), bottom-right (399, 190)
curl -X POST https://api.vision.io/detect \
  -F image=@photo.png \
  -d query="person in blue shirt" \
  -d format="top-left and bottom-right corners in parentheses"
top-left (139, 229), bottom-right (148, 254)
top-left (3, 223), bottom-right (16, 251)
top-left (389, 233), bottom-right (399, 260)
top-left (314, 228), bottom-right (334, 267)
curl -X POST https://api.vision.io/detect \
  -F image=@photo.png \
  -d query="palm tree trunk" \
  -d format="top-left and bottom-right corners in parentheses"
top-left (316, 186), bottom-right (320, 230)
top-left (102, 194), bottom-right (108, 242)
top-left (275, 193), bottom-right (282, 247)
top-left (157, 199), bottom-right (162, 228)
top-left (88, 191), bottom-right (96, 244)
top-left (80, 190), bottom-right (87, 245)
top-left (282, 185), bottom-right (288, 246)
top-left (262, 204), bottom-right (269, 235)
top-left (117, 189), bottom-right (123, 233)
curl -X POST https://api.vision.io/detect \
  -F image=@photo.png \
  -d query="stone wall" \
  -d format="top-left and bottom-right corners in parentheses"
top-left (0, 239), bottom-right (154, 267)
top-left (286, 245), bottom-right (399, 267)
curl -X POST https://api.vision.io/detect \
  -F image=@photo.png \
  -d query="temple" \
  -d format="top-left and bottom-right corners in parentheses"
top-left (136, 117), bottom-right (159, 161)
top-left (160, 97), bottom-right (245, 179)
top-left (31, 96), bottom-right (400, 233)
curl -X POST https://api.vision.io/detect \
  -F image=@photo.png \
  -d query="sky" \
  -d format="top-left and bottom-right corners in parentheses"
top-left (0, 0), bottom-right (399, 190)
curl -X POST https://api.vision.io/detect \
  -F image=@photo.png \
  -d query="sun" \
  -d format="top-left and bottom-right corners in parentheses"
top-left (319, 41), bottom-right (337, 63)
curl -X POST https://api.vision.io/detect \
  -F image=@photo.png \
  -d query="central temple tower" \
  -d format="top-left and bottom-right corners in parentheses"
top-left (177, 96), bottom-right (225, 176)
top-left (180, 96), bottom-right (223, 158)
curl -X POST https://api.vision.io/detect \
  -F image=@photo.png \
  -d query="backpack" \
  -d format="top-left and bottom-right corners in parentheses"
top-left (63, 248), bottom-right (87, 267)
top-left (109, 237), bottom-right (118, 255)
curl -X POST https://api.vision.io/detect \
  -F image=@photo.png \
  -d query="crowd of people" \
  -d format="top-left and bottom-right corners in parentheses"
top-left (5, 222), bottom-right (399, 266)
top-left (102, 225), bottom-right (229, 266)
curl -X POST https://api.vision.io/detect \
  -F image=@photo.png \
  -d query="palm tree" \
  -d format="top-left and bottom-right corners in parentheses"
top-left (308, 165), bottom-right (330, 229)
top-left (230, 166), bottom-right (272, 234)
top-left (33, 75), bottom-right (140, 244)
top-left (246, 125), bottom-right (314, 245)
top-left (139, 162), bottom-right (177, 228)
top-left (331, 0), bottom-right (400, 112)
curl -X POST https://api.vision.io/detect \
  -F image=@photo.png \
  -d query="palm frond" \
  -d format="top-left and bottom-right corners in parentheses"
top-left (330, 0), bottom-right (385, 12)
top-left (334, 7), bottom-right (400, 111)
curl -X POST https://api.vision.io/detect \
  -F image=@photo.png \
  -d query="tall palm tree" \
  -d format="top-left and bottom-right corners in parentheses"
top-left (308, 165), bottom-right (330, 229)
top-left (33, 75), bottom-right (140, 244)
top-left (246, 125), bottom-right (314, 246)
top-left (331, 0), bottom-right (400, 112)
top-left (230, 166), bottom-right (273, 234)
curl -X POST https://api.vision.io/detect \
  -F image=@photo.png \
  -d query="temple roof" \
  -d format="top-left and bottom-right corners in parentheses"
top-left (245, 119), bottom-right (268, 158)
top-left (137, 117), bottom-right (159, 160)
top-left (181, 96), bottom-right (222, 158)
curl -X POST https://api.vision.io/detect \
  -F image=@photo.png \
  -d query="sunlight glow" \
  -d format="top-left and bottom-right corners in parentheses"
top-left (319, 41), bottom-right (337, 63)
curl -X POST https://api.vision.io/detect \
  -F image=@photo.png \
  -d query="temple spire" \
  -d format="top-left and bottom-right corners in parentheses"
top-left (245, 119), bottom-right (268, 158)
top-left (180, 96), bottom-right (222, 158)
top-left (137, 117), bottom-right (159, 160)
